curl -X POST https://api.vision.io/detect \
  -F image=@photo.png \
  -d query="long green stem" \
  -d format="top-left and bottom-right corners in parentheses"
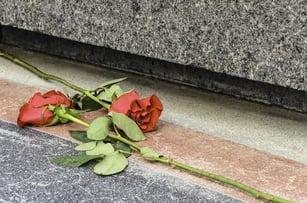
top-left (0, 50), bottom-right (85, 93)
top-left (61, 113), bottom-right (90, 128)
top-left (156, 157), bottom-right (293, 203)
top-left (56, 112), bottom-right (293, 203)
top-left (0, 50), bottom-right (110, 109)
top-left (108, 132), bottom-right (142, 152)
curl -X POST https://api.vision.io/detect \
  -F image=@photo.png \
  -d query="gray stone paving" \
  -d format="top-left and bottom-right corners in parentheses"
top-left (0, 120), bottom-right (244, 203)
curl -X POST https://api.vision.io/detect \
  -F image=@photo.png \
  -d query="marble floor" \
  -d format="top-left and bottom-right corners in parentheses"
top-left (0, 45), bottom-right (306, 202)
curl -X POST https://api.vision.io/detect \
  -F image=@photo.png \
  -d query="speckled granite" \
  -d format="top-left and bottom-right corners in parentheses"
top-left (0, 120), bottom-right (244, 202)
top-left (0, 0), bottom-right (305, 92)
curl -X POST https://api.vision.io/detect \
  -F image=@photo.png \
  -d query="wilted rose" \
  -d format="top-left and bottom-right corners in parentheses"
top-left (17, 90), bottom-right (73, 127)
top-left (109, 91), bottom-right (163, 132)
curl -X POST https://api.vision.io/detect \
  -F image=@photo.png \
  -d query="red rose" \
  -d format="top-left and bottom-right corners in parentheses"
top-left (109, 91), bottom-right (163, 132)
top-left (17, 90), bottom-right (73, 127)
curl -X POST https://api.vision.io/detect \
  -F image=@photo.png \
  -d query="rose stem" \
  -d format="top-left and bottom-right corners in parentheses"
top-left (0, 51), bottom-right (85, 92)
top-left (155, 157), bottom-right (293, 203)
top-left (0, 50), bottom-right (109, 109)
top-left (57, 112), bottom-right (293, 203)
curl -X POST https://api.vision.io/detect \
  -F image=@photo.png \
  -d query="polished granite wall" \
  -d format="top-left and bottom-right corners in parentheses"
top-left (0, 1), bottom-right (306, 111)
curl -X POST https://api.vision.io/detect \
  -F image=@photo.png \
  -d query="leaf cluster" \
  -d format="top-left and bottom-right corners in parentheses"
top-left (71, 77), bottom-right (128, 111)
top-left (50, 112), bottom-right (145, 175)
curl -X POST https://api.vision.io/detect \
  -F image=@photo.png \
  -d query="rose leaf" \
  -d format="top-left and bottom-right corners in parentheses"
top-left (114, 141), bottom-right (132, 157)
top-left (93, 151), bottom-right (128, 175)
top-left (98, 77), bottom-right (127, 88)
top-left (109, 112), bottom-right (146, 141)
top-left (49, 154), bottom-right (101, 167)
top-left (97, 85), bottom-right (124, 103)
top-left (87, 117), bottom-right (112, 140)
top-left (80, 95), bottom-right (103, 111)
top-left (86, 142), bottom-right (115, 156)
top-left (140, 147), bottom-right (161, 161)
top-left (97, 88), bottom-right (114, 102)
top-left (75, 141), bottom-right (97, 151)
top-left (69, 130), bottom-right (93, 143)
top-left (109, 84), bottom-right (124, 98)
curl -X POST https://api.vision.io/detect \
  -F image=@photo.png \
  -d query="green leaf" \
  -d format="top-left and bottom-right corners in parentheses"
top-left (114, 141), bottom-right (132, 157)
top-left (140, 147), bottom-right (161, 161)
top-left (114, 141), bottom-right (132, 153)
top-left (80, 95), bottom-right (103, 111)
top-left (69, 130), bottom-right (93, 143)
top-left (110, 84), bottom-right (124, 98)
top-left (86, 142), bottom-right (115, 156)
top-left (97, 89), bottom-right (114, 103)
top-left (49, 154), bottom-right (101, 167)
top-left (109, 112), bottom-right (146, 141)
top-left (93, 151), bottom-right (128, 175)
top-left (97, 85), bottom-right (124, 103)
top-left (87, 117), bottom-right (112, 140)
top-left (71, 94), bottom-right (82, 109)
top-left (98, 77), bottom-right (127, 88)
top-left (75, 141), bottom-right (97, 151)
top-left (68, 108), bottom-right (87, 116)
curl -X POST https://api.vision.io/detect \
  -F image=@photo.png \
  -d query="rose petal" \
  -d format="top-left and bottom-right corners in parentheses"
top-left (109, 91), bottom-right (139, 115)
top-left (142, 110), bottom-right (160, 132)
top-left (150, 95), bottom-right (163, 111)
top-left (140, 111), bottom-right (151, 123)
top-left (17, 90), bottom-right (72, 127)
top-left (137, 95), bottom-right (163, 111)
top-left (29, 92), bottom-right (46, 107)
top-left (137, 95), bottom-right (152, 110)
top-left (31, 91), bottom-right (72, 108)
top-left (43, 91), bottom-right (72, 107)
top-left (130, 100), bottom-right (142, 113)
top-left (127, 94), bottom-right (163, 133)
top-left (17, 104), bottom-right (54, 127)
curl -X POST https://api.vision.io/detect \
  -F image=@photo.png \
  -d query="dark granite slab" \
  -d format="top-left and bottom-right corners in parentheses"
top-left (0, 1), bottom-right (306, 112)
top-left (0, 1), bottom-right (305, 92)
top-left (1, 29), bottom-right (307, 113)
top-left (0, 120), bottom-right (244, 203)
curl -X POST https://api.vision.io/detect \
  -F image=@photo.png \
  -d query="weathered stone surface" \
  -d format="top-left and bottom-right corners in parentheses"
top-left (0, 120), bottom-right (244, 202)
top-left (0, 0), bottom-right (305, 91)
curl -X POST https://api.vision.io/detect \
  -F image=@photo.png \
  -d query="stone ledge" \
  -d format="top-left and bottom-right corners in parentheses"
top-left (1, 26), bottom-right (306, 112)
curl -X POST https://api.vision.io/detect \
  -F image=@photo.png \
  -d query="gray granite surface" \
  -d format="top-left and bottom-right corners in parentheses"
top-left (0, 120), bottom-right (244, 203)
top-left (0, 0), bottom-right (306, 91)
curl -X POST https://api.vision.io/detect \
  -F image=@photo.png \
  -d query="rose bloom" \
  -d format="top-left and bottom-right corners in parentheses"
top-left (109, 91), bottom-right (163, 132)
top-left (17, 90), bottom-right (73, 127)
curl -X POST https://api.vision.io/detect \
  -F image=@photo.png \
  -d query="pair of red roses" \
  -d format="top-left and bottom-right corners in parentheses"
top-left (18, 90), bottom-right (163, 133)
